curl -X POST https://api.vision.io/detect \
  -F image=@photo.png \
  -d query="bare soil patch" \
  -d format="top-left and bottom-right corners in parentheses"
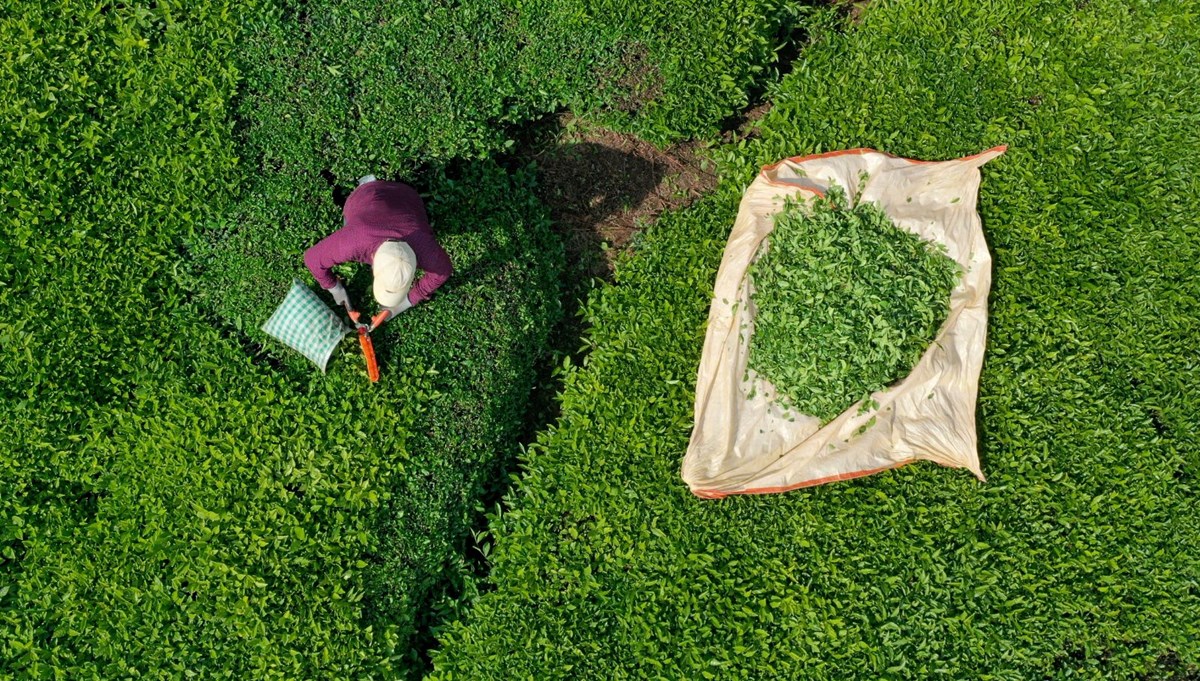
top-left (833, 0), bottom-right (871, 23)
top-left (518, 114), bottom-right (720, 279)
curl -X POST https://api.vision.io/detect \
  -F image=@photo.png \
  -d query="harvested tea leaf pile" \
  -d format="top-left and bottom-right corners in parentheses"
top-left (748, 187), bottom-right (960, 422)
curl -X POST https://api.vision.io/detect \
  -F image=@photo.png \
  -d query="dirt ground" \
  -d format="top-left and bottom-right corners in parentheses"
top-left (837, 0), bottom-right (870, 23)
top-left (517, 111), bottom-right (775, 279)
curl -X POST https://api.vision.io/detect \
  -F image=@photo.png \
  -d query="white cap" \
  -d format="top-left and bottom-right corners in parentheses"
top-left (372, 240), bottom-right (417, 308)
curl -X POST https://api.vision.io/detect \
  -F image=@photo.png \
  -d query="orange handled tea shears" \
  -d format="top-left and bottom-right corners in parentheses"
top-left (346, 309), bottom-right (380, 383)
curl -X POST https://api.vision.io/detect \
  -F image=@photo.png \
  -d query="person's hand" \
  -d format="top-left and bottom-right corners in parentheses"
top-left (370, 298), bottom-right (413, 331)
top-left (328, 280), bottom-right (351, 310)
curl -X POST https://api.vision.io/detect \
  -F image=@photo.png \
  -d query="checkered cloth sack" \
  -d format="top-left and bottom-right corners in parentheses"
top-left (262, 279), bottom-right (350, 372)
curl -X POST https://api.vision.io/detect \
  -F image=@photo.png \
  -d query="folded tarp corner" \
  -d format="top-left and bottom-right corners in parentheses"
top-left (683, 146), bottom-right (1006, 499)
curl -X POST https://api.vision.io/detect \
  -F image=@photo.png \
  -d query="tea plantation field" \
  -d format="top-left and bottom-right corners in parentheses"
top-left (3, 0), bottom-right (1198, 678)
top-left (431, 0), bottom-right (1200, 678)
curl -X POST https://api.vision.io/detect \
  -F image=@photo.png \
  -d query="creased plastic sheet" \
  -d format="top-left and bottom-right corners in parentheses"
top-left (683, 147), bottom-right (1005, 499)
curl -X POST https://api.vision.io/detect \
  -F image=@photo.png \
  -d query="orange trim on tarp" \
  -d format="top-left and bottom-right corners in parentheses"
top-left (691, 461), bottom-right (910, 499)
top-left (760, 145), bottom-right (1009, 174)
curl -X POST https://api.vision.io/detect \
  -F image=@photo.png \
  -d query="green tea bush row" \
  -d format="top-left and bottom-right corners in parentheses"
top-left (748, 188), bottom-right (959, 421)
top-left (430, 0), bottom-right (1200, 677)
top-left (0, 1), bottom-right (390, 676)
top-left (2, 325), bottom-right (424, 677)
top-left (235, 0), bottom-right (803, 181)
top-left (184, 159), bottom-right (565, 670)
top-left (1, 1), bottom-right (560, 677)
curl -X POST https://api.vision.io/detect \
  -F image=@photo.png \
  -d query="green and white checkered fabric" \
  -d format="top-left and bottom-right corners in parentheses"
top-left (261, 279), bottom-right (349, 372)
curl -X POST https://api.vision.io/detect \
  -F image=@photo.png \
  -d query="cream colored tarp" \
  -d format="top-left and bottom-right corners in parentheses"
top-left (683, 146), bottom-right (1005, 499)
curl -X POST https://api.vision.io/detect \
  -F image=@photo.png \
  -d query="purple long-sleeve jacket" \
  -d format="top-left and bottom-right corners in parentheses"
top-left (304, 181), bottom-right (453, 306)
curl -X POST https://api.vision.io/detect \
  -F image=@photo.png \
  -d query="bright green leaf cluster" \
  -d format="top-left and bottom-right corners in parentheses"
top-left (748, 187), bottom-right (959, 422)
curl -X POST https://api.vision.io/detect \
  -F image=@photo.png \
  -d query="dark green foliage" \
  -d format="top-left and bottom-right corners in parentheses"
top-left (10, 0), bottom-right (1200, 676)
top-left (569, 0), bottom-right (805, 143)
top-left (191, 0), bottom-right (801, 664)
top-left (748, 188), bottom-right (959, 421)
top-left (0, 1), bottom-right (411, 676)
top-left (236, 0), bottom-right (802, 180)
top-left (182, 170), bottom-right (343, 342)
top-left (7, 0), bottom-right (795, 675)
top-left (431, 0), bottom-right (1200, 678)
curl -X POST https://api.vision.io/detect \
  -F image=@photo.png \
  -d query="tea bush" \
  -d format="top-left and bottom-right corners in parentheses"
top-left (183, 0), bottom-right (804, 668)
top-left (2, 0), bottom-right (563, 676)
top-left (236, 0), bottom-right (804, 181)
top-left (2, 325), bottom-right (422, 677)
top-left (0, 1), bottom-right (402, 676)
top-left (184, 159), bottom-right (565, 668)
top-left (431, 0), bottom-right (1200, 677)
top-left (549, 0), bottom-right (806, 143)
top-left (1, 1), bottom-right (242, 610)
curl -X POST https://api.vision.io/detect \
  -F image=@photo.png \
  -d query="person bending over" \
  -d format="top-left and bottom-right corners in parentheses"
top-left (304, 175), bottom-right (452, 330)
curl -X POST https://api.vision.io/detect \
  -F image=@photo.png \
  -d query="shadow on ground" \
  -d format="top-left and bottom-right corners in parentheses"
top-left (512, 113), bottom-right (720, 281)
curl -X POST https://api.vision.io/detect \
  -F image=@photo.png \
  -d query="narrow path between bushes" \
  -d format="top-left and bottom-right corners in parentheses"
top-left (424, 100), bottom-right (779, 673)
top-left (516, 113), bottom-right (720, 279)
top-left (408, 5), bottom-right (853, 671)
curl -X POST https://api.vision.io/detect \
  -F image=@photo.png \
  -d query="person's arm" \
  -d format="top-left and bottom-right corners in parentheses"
top-left (404, 230), bottom-right (454, 306)
top-left (304, 227), bottom-right (357, 298)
